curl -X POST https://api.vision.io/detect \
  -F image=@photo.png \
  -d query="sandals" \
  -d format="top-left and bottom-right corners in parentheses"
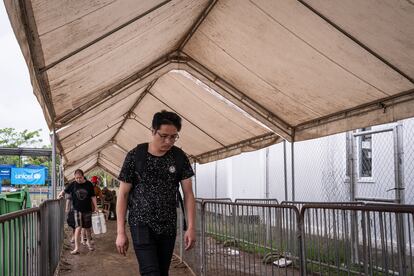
top-left (86, 242), bottom-right (94, 251)
top-left (70, 250), bottom-right (80, 255)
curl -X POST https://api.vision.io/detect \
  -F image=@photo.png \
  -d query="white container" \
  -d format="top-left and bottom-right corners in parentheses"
top-left (92, 211), bottom-right (107, 234)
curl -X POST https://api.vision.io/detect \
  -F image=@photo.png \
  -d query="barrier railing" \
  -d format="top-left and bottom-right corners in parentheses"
top-left (235, 198), bottom-right (279, 204)
top-left (0, 199), bottom-right (65, 276)
top-left (200, 201), bottom-right (303, 275)
top-left (175, 199), bottom-right (414, 275)
top-left (301, 204), bottom-right (414, 275)
top-left (281, 200), bottom-right (365, 211)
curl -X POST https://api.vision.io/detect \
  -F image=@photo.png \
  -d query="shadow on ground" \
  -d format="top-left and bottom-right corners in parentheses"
top-left (57, 220), bottom-right (194, 276)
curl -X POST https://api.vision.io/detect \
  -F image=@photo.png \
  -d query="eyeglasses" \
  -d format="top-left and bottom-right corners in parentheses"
top-left (156, 131), bottom-right (180, 142)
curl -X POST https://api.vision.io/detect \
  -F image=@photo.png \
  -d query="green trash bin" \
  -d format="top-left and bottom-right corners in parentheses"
top-left (0, 187), bottom-right (33, 275)
top-left (0, 186), bottom-right (32, 215)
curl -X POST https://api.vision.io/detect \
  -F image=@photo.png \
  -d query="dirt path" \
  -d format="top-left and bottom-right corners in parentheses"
top-left (57, 220), bottom-right (194, 276)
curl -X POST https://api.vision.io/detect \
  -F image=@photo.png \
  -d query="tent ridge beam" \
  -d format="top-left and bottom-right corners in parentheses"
top-left (193, 132), bottom-right (280, 163)
top-left (99, 154), bottom-right (122, 171)
top-left (38, 0), bottom-right (172, 73)
top-left (110, 81), bottom-right (155, 144)
top-left (63, 119), bottom-right (123, 156)
top-left (295, 88), bottom-right (414, 132)
top-left (177, 0), bottom-right (218, 51)
top-left (297, 0), bottom-right (414, 84)
top-left (108, 141), bottom-right (129, 154)
top-left (148, 91), bottom-right (226, 147)
top-left (181, 56), bottom-right (293, 140)
top-left (65, 157), bottom-right (98, 175)
top-left (65, 155), bottom-right (97, 170)
top-left (130, 115), bottom-right (152, 131)
top-left (55, 52), bottom-right (177, 127)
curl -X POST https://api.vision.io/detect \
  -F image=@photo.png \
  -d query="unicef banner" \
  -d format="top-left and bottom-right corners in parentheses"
top-left (11, 168), bottom-right (46, 185)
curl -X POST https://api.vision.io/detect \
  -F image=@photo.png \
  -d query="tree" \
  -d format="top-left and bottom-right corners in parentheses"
top-left (0, 128), bottom-right (48, 166)
top-left (0, 128), bottom-right (43, 148)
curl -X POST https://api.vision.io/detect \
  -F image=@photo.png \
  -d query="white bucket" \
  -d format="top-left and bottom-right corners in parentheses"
top-left (92, 211), bottom-right (107, 234)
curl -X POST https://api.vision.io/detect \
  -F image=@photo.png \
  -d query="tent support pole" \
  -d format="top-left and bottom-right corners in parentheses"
top-left (51, 129), bottom-right (57, 199)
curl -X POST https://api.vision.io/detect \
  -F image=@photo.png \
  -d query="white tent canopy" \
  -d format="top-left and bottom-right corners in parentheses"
top-left (5, 0), bottom-right (414, 179)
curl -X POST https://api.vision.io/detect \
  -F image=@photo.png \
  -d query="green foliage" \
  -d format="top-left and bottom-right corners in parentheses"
top-left (0, 128), bottom-right (43, 148)
top-left (0, 128), bottom-right (47, 166)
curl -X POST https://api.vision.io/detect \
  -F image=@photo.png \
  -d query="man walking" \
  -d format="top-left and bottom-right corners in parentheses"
top-left (59, 169), bottom-right (97, 254)
top-left (116, 110), bottom-right (196, 275)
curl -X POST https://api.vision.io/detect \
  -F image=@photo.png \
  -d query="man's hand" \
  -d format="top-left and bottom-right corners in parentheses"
top-left (116, 232), bottom-right (129, 256)
top-left (57, 191), bottom-right (64, 199)
top-left (184, 227), bottom-right (196, 250)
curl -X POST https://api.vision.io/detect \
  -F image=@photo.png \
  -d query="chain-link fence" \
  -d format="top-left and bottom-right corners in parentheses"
top-left (195, 118), bottom-right (414, 205)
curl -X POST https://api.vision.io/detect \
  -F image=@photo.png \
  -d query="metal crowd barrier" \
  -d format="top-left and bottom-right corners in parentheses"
top-left (0, 199), bottom-right (65, 276)
top-left (281, 200), bottom-right (365, 211)
top-left (200, 201), bottom-right (303, 275)
top-left (175, 199), bottom-right (414, 275)
top-left (301, 204), bottom-right (414, 275)
top-left (235, 198), bottom-right (279, 205)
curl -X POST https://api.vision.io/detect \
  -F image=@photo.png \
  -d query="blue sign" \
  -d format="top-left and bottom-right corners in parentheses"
top-left (11, 168), bottom-right (46, 185)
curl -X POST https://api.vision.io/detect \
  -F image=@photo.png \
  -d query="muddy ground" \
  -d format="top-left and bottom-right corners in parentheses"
top-left (57, 220), bottom-right (194, 276)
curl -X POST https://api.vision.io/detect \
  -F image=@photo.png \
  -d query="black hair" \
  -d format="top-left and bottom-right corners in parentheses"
top-left (152, 110), bottom-right (182, 131)
top-left (74, 169), bottom-right (84, 176)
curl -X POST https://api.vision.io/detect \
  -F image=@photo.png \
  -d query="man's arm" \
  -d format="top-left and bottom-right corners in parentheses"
top-left (58, 183), bottom-right (71, 199)
top-left (91, 196), bottom-right (98, 212)
top-left (116, 181), bottom-right (132, 255)
top-left (181, 178), bottom-right (196, 250)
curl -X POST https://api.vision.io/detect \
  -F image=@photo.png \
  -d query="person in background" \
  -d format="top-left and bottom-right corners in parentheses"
top-left (91, 175), bottom-right (103, 205)
top-left (58, 169), bottom-right (97, 254)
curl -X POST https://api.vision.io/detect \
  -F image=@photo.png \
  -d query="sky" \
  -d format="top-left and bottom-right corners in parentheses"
top-left (0, 2), bottom-right (50, 146)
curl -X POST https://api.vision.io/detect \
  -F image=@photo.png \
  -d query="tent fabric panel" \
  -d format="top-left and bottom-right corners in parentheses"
top-left (45, 0), bottom-right (208, 118)
top-left (98, 157), bottom-right (122, 178)
top-left (54, 61), bottom-right (178, 127)
top-left (32, 0), bottom-right (167, 66)
top-left (57, 85), bottom-right (146, 137)
top-left (295, 93), bottom-right (414, 141)
top-left (57, 89), bottom-right (144, 149)
top-left (115, 119), bottom-right (153, 152)
top-left (195, 133), bottom-right (282, 164)
top-left (100, 145), bottom-right (127, 170)
top-left (64, 155), bottom-right (98, 179)
top-left (304, 0), bottom-right (414, 79)
top-left (151, 71), bottom-right (269, 145)
top-left (184, 0), bottom-right (412, 125)
top-left (253, 0), bottom-right (413, 92)
top-left (96, 162), bottom-right (120, 180)
top-left (64, 122), bottom-right (121, 162)
top-left (60, 118), bottom-right (124, 151)
top-left (131, 94), bottom-right (224, 156)
top-left (184, 31), bottom-right (319, 126)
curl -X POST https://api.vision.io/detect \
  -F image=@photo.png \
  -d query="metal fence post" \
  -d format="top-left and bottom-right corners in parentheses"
top-left (298, 209), bottom-right (307, 275)
top-left (291, 142), bottom-right (295, 202)
top-left (348, 132), bottom-right (360, 265)
top-left (51, 130), bottom-right (57, 199)
top-left (200, 203), bottom-right (206, 276)
top-left (394, 124), bottom-right (407, 274)
top-left (283, 140), bottom-right (288, 201)
top-left (39, 204), bottom-right (48, 276)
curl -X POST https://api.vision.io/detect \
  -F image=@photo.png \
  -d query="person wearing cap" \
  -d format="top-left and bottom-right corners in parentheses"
top-left (91, 175), bottom-right (103, 205)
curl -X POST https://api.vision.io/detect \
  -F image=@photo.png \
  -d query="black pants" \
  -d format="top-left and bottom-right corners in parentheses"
top-left (130, 223), bottom-right (176, 276)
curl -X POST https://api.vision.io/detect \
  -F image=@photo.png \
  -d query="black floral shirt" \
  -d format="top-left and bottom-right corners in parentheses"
top-left (118, 146), bottom-right (194, 236)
